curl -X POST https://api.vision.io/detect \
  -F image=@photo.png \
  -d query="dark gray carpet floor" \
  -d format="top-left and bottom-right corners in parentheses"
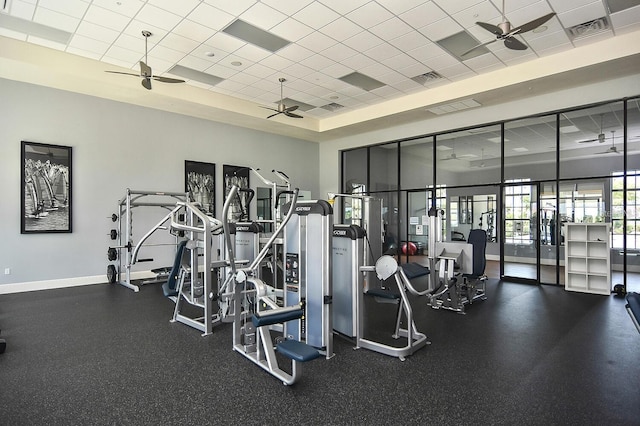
top-left (1, 279), bottom-right (639, 425)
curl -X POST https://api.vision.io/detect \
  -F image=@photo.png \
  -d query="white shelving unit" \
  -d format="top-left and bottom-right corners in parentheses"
top-left (564, 223), bottom-right (611, 295)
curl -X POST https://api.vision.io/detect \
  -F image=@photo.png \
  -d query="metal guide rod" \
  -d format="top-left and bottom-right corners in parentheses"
top-left (131, 205), bottom-right (183, 264)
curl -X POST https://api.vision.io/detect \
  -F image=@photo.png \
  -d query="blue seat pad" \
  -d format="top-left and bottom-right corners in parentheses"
top-left (276, 339), bottom-right (320, 362)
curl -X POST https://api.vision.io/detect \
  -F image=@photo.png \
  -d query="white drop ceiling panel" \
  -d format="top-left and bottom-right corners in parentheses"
top-left (84, 5), bottom-right (132, 32)
top-left (91, 0), bottom-right (144, 17)
top-left (240, 2), bottom-right (287, 30)
top-left (0, 0), bottom-right (639, 140)
top-left (399, 2), bottom-right (448, 28)
top-left (317, 0), bottom-right (371, 15)
top-left (318, 17), bottom-right (363, 40)
top-left (187, 3), bottom-right (234, 30)
top-left (557, 1), bottom-right (608, 27)
top-left (147, 0), bottom-right (200, 17)
top-left (8, 1), bottom-right (36, 20)
top-left (37, 0), bottom-right (88, 19)
top-left (293, 2), bottom-right (340, 30)
top-left (33, 7), bottom-right (79, 32)
top-left (270, 18), bottom-right (314, 42)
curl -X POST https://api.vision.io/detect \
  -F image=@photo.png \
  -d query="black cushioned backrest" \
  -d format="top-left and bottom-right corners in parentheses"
top-left (467, 229), bottom-right (487, 277)
top-left (166, 240), bottom-right (188, 291)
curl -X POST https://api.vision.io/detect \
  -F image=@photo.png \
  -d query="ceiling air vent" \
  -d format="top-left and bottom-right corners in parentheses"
top-left (566, 17), bottom-right (610, 40)
top-left (321, 103), bottom-right (344, 112)
top-left (411, 71), bottom-right (443, 86)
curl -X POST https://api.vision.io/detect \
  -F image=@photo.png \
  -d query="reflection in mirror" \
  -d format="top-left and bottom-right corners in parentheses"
top-left (401, 137), bottom-right (433, 189)
top-left (560, 103), bottom-right (624, 179)
top-left (504, 114), bottom-right (556, 181)
top-left (370, 143), bottom-right (398, 191)
top-left (435, 125), bottom-right (501, 186)
top-left (256, 187), bottom-right (272, 232)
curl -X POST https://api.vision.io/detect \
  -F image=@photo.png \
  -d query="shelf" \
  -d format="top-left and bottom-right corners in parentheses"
top-left (564, 223), bottom-right (611, 295)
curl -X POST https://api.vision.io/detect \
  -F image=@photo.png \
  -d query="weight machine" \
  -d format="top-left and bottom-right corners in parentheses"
top-left (283, 199), bottom-right (334, 358)
top-left (332, 222), bottom-right (431, 360)
top-left (429, 208), bottom-right (488, 314)
top-left (108, 189), bottom-right (188, 292)
top-left (224, 185), bottom-right (324, 385)
top-left (167, 200), bottom-right (229, 336)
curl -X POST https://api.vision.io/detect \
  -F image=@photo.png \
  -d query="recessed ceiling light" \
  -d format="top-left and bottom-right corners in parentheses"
top-left (231, 61), bottom-right (242, 66)
top-left (329, 95), bottom-right (339, 100)
top-left (205, 51), bottom-right (215, 57)
top-left (532, 25), bottom-right (548, 33)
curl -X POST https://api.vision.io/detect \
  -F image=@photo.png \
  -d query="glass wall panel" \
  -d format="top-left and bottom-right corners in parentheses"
top-left (341, 147), bottom-right (367, 224)
top-left (560, 103), bottom-right (624, 179)
top-left (504, 114), bottom-right (556, 181)
top-left (370, 143), bottom-right (398, 192)
top-left (400, 136), bottom-right (433, 189)
top-left (503, 181), bottom-right (538, 281)
top-left (626, 97), bottom-right (640, 292)
top-left (540, 181), bottom-right (560, 284)
top-left (342, 147), bottom-right (367, 193)
top-left (435, 125), bottom-right (501, 187)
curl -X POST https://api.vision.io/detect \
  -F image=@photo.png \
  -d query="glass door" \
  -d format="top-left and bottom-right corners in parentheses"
top-left (502, 181), bottom-right (539, 282)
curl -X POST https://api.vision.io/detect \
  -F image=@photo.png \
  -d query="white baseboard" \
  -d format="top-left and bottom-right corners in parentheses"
top-left (0, 270), bottom-right (155, 294)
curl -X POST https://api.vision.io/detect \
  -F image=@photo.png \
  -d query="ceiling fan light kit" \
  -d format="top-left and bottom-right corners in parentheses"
top-left (105, 30), bottom-right (185, 90)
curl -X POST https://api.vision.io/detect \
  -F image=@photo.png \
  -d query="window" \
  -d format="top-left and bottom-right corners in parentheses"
top-left (612, 171), bottom-right (640, 249)
top-left (505, 179), bottom-right (532, 244)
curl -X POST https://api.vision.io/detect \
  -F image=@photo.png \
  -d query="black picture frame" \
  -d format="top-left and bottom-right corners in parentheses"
top-left (185, 160), bottom-right (216, 216)
top-left (223, 164), bottom-right (250, 222)
top-left (21, 141), bottom-right (72, 234)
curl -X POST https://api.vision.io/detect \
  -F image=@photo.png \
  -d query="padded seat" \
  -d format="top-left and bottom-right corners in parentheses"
top-left (367, 288), bottom-right (400, 300)
top-left (401, 262), bottom-right (429, 279)
top-left (276, 339), bottom-right (320, 362)
top-left (251, 308), bottom-right (304, 328)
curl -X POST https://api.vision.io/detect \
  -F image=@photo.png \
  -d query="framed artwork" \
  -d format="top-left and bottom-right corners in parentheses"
top-left (185, 160), bottom-right (216, 216)
top-left (223, 164), bottom-right (250, 222)
top-left (21, 141), bottom-right (72, 234)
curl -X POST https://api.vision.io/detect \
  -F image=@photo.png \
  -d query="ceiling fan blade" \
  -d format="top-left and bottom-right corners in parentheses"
top-left (476, 21), bottom-right (504, 36)
top-left (266, 111), bottom-right (283, 119)
top-left (141, 77), bottom-right (152, 90)
top-left (105, 71), bottom-right (140, 77)
top-left (284, 111), bottom-right (303, 118)
top-left (461, 39), bottom-right (498, 56)
top-left (513, 12), bottom-right (556, 34)
top-left (283, 105), bottom-right (299, 113)
top-left (578, 138), bottom-right (598, 144)
top-left (504, 36), bottom-right (527, 50)
top-left (140, 61), bottom-right (152, 78)
top-left (153, 76), bottom-right (186, 84)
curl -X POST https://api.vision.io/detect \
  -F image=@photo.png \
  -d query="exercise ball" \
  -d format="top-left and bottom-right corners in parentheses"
top-left (402, 242), bottom-right (417, 255)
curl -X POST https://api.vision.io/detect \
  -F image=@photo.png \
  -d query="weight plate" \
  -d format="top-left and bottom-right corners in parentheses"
top-left (107, 265), bottom-right (117, 283)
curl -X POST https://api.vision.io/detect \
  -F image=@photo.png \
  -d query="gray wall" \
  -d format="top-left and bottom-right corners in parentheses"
top-left (0, 78), bottom-right (319, 287)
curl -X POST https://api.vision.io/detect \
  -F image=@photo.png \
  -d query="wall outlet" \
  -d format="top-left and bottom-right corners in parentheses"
top-left (4, 268), bottom-right (10, 275)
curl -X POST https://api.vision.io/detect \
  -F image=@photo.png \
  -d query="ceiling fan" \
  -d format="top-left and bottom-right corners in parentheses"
top-left (262, 78), bottom-right (302, 119)
top-left (599, 131), bottom-right (622, 154)
top-left (462, 0), bottom-right (556, 56)
top-left (105, 30), bottom-right (185, 90)
top-left (578, 114), bottom-right (609, 143)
